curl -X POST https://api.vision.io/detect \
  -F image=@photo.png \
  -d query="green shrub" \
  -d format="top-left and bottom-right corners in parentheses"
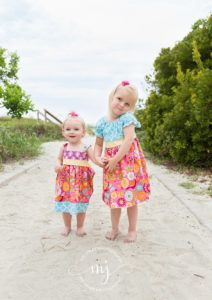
top-left (0, 118), bottom-right (63, 164)
top-left (0, 117), bottom-right (62, 140)
top-left (0, 127), bottom-right (41, 161)
top-left (136, 15), bottom-right (212, 167)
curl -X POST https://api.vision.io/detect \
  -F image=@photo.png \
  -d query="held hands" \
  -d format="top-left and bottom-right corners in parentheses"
top-left (95, 156), bottom-right (108, 168)
top-left (97, 156), bottom-right (118, 172)
top-left (104, 157), bottom-right (118, 173)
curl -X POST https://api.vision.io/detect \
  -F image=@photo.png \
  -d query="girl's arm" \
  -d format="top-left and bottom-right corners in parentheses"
top-left (94, 137), bottom-right (105, 168)
top-left (54, 145), bottom-right (64, 173)
top-left (87, 146), bottom-right (100, 166)
top-left (105, 124), bottom-right (135, 172)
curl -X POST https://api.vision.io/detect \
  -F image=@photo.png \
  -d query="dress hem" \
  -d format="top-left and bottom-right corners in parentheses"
top-left (103, 197), bottom-right (149, 209)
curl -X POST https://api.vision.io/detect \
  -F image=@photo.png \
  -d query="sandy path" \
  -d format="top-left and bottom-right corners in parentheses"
top-left (0, 137), bottom-right (212, 300)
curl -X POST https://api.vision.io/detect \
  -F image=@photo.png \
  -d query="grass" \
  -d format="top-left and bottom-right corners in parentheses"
top-left (0, 117), bottom-right (63, 140)
top-left (179, 182), bottom-right (212, 197)
top-left (192, 186), bottom-right (212, 197)
top-left (190, 175), bottom-right (199, 181)
top-left (207, 185), bottom-right (212, 196)
top-left (179, 181), bottom-right (195, 189)
top-left (192, 190), bottom-right (205, 195)
top-left (0, 117), bottom-right (63, 168)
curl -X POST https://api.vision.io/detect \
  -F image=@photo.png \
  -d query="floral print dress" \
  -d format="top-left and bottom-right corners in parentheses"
top-left (55, 143), bottom-right (95, 215)
top-left (94, 112), bottom-right (150, 208)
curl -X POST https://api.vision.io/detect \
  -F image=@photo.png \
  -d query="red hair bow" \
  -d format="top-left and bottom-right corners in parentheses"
top-left (69, 111), bottom-right (79, 117)
top-left (122, 81), bottom-right (130, 86)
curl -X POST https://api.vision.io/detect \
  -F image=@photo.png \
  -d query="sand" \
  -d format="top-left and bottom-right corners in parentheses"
top-left (0, 137), bottom-right (212, 300)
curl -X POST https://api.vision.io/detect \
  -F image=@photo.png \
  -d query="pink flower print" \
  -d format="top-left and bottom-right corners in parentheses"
top-left (144, 172), bottom-right (149, 180)
top-left (117, 198), bottom-right (127, 207)
top-left (143, 183), bottom-right (150, 194)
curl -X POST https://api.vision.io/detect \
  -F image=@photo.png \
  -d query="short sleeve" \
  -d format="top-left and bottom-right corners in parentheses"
top-left (94, 117), bottom-right (106, 138)
top-left (120, 112), bottom-right (141, 128)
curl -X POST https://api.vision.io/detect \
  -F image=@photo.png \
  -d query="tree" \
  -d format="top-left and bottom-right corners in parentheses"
top-left (136, 15), bottom-right (212, 167)
top-left (0, 47), bottom-right (34, 118)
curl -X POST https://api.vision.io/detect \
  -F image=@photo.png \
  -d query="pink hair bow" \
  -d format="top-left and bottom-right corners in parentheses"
top-left (69, 111), bottom-right (79, 117)
top-left (122, 81), bottom-right (130, 86)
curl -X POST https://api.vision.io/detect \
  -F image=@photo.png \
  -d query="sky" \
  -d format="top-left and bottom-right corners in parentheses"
top-left (0, 0), bottom-right (211, 124)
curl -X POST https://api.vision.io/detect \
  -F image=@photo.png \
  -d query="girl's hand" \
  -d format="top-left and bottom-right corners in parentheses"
top-left (101, 157), bottom-right (109, 164)
top-left (95, 157), bottom-right (107, 168)
top-left (55, 146), bottom-right (64, 173)
top-left (105, 157), bottom-right (118, 173)
top-left (54, 163), bottom-right (63, 173)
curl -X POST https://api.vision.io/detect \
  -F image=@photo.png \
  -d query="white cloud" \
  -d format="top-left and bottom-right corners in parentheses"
top-left (0, 0), bottom-right (210, 123)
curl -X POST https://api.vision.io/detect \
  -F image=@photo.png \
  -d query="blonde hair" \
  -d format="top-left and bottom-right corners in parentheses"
top-left (108, 82), bottom-right (138, 117)
top-left (62, 112), bottom-right (86, 132)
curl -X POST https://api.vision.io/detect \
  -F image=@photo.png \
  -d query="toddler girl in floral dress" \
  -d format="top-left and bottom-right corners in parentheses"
top-left (55, 112), bottom-right (95, 237)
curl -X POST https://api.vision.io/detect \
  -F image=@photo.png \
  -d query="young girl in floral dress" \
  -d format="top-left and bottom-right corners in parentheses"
top-left (94, 81), bottom-right (150, 243)
top-left (55, 112), bottom-right (95, 237)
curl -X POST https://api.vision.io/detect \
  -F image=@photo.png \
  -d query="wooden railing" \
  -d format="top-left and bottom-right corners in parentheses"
top-left (37, 109), bottom-right (62, 125)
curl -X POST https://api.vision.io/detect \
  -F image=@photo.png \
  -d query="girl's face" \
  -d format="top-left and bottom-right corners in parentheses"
top-left (62, 119), bottom-right (85, 144)
top-left (111, 87), bottom-right (135, 118)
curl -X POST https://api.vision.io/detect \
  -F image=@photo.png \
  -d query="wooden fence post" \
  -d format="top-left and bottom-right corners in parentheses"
top-left (44, 109), bottom-right (47, 123)
top-left (36, 109), bottom-right (62, 125)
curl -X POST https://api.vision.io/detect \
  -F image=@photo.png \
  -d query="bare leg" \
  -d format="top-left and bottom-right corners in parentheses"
top-left (124, 205), bottom-right (138, 243)
top-left (61, 212), bottom-right (72, 236)
top-left (76, 212), bottom-right (86, 237)
top-left (106, 208), bottom-right (121, 240)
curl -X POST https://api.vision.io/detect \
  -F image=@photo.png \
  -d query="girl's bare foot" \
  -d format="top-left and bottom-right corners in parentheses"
top-left (105, 229), bottom-right (119, 241)
top-left (77, 227), bottom-right (87, 237)
top-left (124, 231), bottom-right (137, 243)
top-left (61, 226), bottom-right (71, 236)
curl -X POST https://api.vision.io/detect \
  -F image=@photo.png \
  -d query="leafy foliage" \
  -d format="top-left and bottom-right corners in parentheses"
top-left (137, 15), bottom-right (212, 167)
top-left (0, 47), bottom-right (34, 118)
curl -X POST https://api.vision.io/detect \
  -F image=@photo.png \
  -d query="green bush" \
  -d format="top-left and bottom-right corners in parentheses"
top-left (0, 118), bottom-right (63, 163)
top-left (136, 15), bottom-right (212, 167)
top-left (0, 128), bottom-right (41, 161)
top-left (0, 117), bottom-right (63, 140)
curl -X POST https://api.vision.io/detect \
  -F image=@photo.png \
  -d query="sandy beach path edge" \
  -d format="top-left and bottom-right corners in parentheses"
top-left (0, 138), bottom-right (212, 300)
